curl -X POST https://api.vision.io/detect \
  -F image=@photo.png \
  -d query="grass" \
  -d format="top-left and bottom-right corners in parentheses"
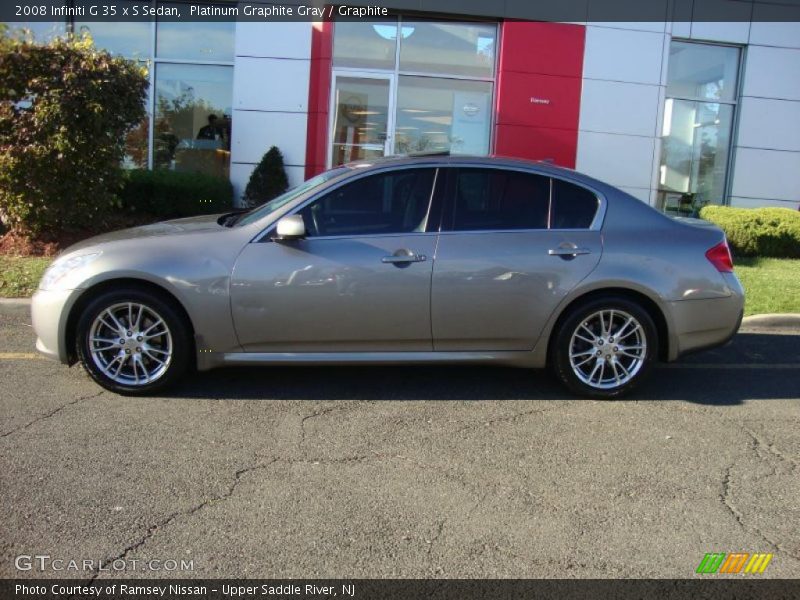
top-left (0, 256), bottom-right (51, 298)
top-left (734, 257), bottom-right (800, 316)
top-left (0, 255), bottom-right (798, 317)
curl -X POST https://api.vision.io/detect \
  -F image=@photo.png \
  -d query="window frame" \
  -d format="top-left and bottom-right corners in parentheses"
top-left (328, 16), bottom-right (500, 167)
top-left (257, 165), bottom-right (445, 242)
top-left (437, 166), bottom-right (606, 235)
top-left (659, 39), bottom-right (744, 208)
top-left (68, 1), bottom-right (235, 170)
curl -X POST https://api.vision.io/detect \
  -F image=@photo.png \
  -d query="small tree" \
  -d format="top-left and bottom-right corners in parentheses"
top-left (243, 146), bottom-right (289, 207)
top-left (0, 30), bottom-right (148, 235)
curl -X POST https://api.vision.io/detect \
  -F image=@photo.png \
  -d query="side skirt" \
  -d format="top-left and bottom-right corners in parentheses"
top-left (212, 351), bottom-right (539, 369)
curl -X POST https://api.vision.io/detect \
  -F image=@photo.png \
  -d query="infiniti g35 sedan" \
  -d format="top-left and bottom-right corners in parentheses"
top-left (32, 155), bottom-right (744, 398)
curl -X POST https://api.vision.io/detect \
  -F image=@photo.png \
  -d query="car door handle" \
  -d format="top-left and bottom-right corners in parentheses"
top-left (548, 247), bottom-right (591, 256)
top-left (382, 253), bottom-right (427, 264)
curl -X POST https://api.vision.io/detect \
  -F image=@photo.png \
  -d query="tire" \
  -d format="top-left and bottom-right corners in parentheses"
top-left (550, 296), bottom-right (658, 399)
top-left (75, 287), bottom-right (192, 395)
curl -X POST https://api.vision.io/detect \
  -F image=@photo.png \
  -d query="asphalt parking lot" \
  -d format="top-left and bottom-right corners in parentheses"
top-left (1, 307), bottom-right (798, 579)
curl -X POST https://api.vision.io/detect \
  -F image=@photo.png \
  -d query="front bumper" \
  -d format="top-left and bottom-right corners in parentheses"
top-left (31, 287), bottom-right (78, 364)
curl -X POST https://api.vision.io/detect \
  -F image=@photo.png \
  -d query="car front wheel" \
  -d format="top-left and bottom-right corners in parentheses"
top-left (75, 288), bottom-right (191, 395)
top-left (551, 297), bottom-right (657, 398)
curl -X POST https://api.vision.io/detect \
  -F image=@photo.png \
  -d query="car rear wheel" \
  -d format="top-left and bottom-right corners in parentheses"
top-left (551, 296), bottom-right (657, 398)
top-left (75, 288), bottom-right (191, 395)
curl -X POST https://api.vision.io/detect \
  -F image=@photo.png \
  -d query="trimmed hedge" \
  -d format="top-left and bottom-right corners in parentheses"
top-left (699, 205), bottom-right (800, 258)
top-left (119, 169), bottom-right (233, 220)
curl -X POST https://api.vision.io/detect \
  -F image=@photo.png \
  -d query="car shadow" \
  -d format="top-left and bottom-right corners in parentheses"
top-left (168, 332), bottom-right (800, 405)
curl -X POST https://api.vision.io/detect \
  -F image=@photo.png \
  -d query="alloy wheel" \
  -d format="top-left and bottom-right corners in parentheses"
top-left (88, 302), bottom-right (173, 386)
top-left (568, 309), bottom-right (647, 390)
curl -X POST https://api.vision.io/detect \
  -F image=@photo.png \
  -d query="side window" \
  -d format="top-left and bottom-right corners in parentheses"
top-left (451, 169), bottom-right (549, 231)
top-left (550, 179), bottom-right (599, 229)
top-left (299, 169), bottom-right (436, 237)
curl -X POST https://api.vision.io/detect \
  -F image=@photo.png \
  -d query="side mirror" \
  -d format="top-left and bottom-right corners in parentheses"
top-left (274, 215), bottom-right (306, 240)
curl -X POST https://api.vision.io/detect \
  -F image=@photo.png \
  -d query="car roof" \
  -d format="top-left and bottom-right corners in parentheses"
top-left (342, 153), bottom-right (587, 181)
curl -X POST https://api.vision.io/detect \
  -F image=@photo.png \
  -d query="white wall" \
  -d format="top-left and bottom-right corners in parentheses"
top-left (576, 23), bottom-right (667, 205)
top-left (731, 21), bottom-right (800, 210)
top-left (230, 21), bottom-right (312, 205)
top-left (576, 12), bottom-right (800, 210)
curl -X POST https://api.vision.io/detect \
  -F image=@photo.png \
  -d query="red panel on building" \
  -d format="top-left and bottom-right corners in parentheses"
top-left (494, 21), bottom-right (585, 168)
top-left (305, 20), bottom-right (333, 179)
top-left (496, 71), bottom-right (582, 130)
top-left (499, 21), bottom-right (586, 78)
top-left (494, 124), bottom-right (580, 167)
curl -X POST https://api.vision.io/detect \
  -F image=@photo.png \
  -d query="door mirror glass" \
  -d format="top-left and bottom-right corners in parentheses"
top-left (275, 215), bottom-right (306, 240)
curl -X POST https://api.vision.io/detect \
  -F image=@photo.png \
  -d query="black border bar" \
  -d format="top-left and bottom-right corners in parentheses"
top-left (3, 579), bottom-right (800, 600)
top-left (3, 0), bottom-right (800, 23)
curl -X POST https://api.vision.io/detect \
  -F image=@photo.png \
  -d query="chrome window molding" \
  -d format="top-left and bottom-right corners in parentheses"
top-left (251, 162), bottom-right (607, 243)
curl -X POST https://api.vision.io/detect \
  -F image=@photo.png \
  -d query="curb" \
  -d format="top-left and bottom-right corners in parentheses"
top-left (0, 298), bottom-right (31, 317)
top-left (741, 314), bottom-right (800, 329)
top-left (1, 297), bottom-right (799, 330)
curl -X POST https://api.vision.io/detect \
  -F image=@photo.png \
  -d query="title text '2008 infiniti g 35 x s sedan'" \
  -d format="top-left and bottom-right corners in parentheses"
top-left (32, 155), bottom-right (744, 398)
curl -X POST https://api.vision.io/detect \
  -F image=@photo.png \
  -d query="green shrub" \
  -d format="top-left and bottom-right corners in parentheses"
top-left (243, 146), bottom-right (289, 207)
top-left (0, 31), bottom-right (148, 235)
top-left (119, 169), bottom-right (233, 220)
top-left (699, 205), bottom-right (800, 258)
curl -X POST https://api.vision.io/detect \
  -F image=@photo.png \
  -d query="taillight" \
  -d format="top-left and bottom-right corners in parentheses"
top-left (706, 240), bottom-right (734, 273)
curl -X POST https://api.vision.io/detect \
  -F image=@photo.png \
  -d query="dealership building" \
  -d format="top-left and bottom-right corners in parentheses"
top-left (10, 3), bottom-right (800, 212)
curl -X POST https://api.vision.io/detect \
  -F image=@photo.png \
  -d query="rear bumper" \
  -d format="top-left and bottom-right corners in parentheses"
top-left (668, 273), bottom-right (745, 360)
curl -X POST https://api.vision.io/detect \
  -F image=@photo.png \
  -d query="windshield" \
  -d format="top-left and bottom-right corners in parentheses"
top-left (232, 168), bottom-right (349, 227)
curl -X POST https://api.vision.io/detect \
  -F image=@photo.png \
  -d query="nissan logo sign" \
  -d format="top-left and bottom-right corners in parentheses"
top-left (462, 102), bottom-right (480, 117)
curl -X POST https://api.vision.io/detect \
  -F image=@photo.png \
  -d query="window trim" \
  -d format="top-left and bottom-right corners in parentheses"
top-left (659, 39), bottom-right (743, 208)
top-left (256, 165), bottom-right (444, 242)
top-left (68, 2), bottom-right (236, 170)
top-left (328, 16), bottom-right (500, 167)
top-left (438, 165), bottom-right (606, 234)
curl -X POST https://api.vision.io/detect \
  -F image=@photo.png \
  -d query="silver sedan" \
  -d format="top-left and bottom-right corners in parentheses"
top-left (32, 155), bottom-right (744, 398)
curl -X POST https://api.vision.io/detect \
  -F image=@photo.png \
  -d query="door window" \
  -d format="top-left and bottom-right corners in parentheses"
top-left (449, 169), bottom-right (550, 231)
top-left (550, 179), bottom-right (600, 229)
top-left (298, 169), bottom-right (437, 237)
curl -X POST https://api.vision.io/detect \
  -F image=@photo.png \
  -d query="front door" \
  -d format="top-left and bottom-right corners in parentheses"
top-left (329, 72), bottom-right (394, 168)
top-left (431, 168), bottom-right (604, 351)
top-left (230, 167), bottom-right (439, 352)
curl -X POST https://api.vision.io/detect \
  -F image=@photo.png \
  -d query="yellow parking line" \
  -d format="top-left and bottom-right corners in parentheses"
top-left (0, 352), bottom-right (43, 360)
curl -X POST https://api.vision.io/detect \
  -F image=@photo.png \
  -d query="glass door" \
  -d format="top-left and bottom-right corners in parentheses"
top-left (329, 72), bottom-right (395, 168)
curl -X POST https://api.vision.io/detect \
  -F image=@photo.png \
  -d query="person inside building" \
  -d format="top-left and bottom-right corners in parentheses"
top-left (196, 114), bottom-right (218, 140)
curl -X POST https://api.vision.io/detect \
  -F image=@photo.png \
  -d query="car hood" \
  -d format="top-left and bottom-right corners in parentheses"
top-left (61, 214), bottom-right (226, 255)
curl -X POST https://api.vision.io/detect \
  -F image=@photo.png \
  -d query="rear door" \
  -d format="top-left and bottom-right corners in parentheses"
top-left (431, 167), bottom-right (603, 351)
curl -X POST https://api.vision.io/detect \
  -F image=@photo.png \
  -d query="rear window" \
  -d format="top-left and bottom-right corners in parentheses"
top-left (550, 179), bottom-right (599, 229)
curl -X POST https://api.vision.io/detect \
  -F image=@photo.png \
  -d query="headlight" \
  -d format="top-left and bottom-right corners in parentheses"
top-left (39, 252), bottom-right (101, 291)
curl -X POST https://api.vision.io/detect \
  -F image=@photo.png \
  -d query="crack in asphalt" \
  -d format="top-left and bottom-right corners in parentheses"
top-left (87, 457), bottom-right (282, 584)
top-left (297, 403), bottom-right (364, 450)
top-left (720, 444), bottom-right (800, 563)
top-left (744, 426), bottom-right (799, 473)
top-left (85, 451), bottom-right (384, 583)
top-left (0, 390), bottom-right (105, 439)
top-left (452, 406), bottom-right (558, 435)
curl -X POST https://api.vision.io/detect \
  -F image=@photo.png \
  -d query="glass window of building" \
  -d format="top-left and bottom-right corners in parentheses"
top-left (658, 41), bottom-right (740, 214)
top-left (63, 3), bottom-right (235, 177)
top-left (74, 21), bottom-right (151, 60)
top-left (154, 63), bottom-right (233, 178)
top-left (330, 17), bottom-right (497, 167)
top-left (156, 6), bottom-right (235, 62)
